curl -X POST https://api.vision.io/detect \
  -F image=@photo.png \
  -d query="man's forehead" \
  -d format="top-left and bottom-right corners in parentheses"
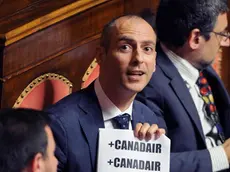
top-left (115, 17), bottom-right (152, 31)
top-left (214, 13), bottom-right (228, 31)
top-left (112, 17), bottom-right (156, 41)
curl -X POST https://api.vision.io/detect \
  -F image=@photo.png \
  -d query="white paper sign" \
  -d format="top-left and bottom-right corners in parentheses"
top-left (97, 129), bottom-right (170, 172)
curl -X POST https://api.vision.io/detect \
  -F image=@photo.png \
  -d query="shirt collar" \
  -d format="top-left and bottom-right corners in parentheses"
top-left (94, 79), bottom-right (133, 122)
top-left (161, 43), bottom-right (199, 86)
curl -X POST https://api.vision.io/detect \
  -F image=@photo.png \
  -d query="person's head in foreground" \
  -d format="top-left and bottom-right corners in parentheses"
top-left (156, 0), bottom-right (229, 69)
top-left (98, 14), bottom-right (157, 110)
top-left (0, 108), bottom-right (58, 172)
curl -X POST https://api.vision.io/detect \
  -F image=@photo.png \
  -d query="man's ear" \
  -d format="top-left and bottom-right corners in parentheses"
top-left (188, 28), bottom-right (201, 50)
top-left (30, 153), bottom-right (44, 172)
top-left (96, 46), bottom-right (106, 65)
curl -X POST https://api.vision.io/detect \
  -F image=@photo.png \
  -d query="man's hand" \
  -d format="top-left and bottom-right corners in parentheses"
top-left (223, 138), bottom-right (230, 162)
top-left (134, 123), bottom-right (165, 141)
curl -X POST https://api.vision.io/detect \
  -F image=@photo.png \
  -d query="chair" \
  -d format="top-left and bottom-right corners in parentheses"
top-left (13, 73), bottom-right (73, 110)
top-left (81, 58), bottom-right (100, 89)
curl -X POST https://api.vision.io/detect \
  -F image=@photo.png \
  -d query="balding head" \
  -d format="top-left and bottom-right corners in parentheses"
top-left (97, 14), bottom-right (157, 107)
top-left (100, 15), bottom-right (155, 53)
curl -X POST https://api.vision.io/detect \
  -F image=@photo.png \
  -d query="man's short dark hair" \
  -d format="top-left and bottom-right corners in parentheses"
top-left (100, 11), bottom-right (156, 53)
top-left (156, 0), bottom-right (229, 48)
top-left (0, 108), bottom-right (49, 172)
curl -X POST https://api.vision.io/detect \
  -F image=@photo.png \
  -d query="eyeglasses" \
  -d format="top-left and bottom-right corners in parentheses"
top-left (212, 30), bottom-right (230, 41)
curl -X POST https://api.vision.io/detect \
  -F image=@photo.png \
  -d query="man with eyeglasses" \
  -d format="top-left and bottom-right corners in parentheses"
top-left (137, 0), bottom-right (230, 171)
top-left (213, 30), bottom-right (230, 38)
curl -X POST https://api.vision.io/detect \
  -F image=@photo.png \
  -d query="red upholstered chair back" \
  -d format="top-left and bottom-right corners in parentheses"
top-left (13, 73), bottom-right (73, 110)
top-left (81, 58), bottom-right (100, 89)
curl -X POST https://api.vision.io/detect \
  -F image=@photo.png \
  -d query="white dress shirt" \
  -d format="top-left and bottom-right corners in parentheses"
top-left (161, 43), bottom-right (229, 172)
top-left (94, 79), bottom-right (133, 129)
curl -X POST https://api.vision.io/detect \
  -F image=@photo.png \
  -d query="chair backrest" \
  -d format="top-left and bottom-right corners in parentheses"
top-left (13, 73), bottom-right (73, 110)
top-left (81, 58), bottom-right (100, 89)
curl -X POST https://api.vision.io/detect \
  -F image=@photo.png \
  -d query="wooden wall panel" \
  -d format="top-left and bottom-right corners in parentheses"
top-left (1, 0), bottom-right (125, 107)
top-left (2, 39), bottom-right (99, 107)
top-left (0, 0), bottom-right (39, 19)
top-left (3, 0), bottom-right (124, 78)
top-left (0, 0), bottom-right (162, 108)
top-left (0, 0), bottom-right (76, 33)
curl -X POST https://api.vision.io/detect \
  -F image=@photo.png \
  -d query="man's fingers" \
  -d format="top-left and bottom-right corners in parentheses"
top-left (134, 123), bottom-right (164, 141)
top-left (138, 123), bottom-right (150, 140)
top-left (146, 124), bottom-right (158, 140)
top-left (134, 123), bottom-right (143, 137)
top-left (157, 128), bottom-right (166, 135)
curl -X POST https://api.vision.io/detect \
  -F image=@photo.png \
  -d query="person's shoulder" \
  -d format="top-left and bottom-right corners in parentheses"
top-left (148, 52), bottom-right (168, 85)
top-left (48, 90), bottom-right (81, 108)
top-left (138, 65), bottom-right (165, 97)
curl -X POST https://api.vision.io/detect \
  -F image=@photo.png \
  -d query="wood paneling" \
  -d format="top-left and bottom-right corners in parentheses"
top-left (1, 0), bottom-right (125, 107)
top-left (0, 0), bottom-right (160, 108)
top-left (2, 39), bottom-right (99, 107)
top-left (4, 0), bottom-right (110, 46)
top-left (0, 0), bottom-right (40, 19)
top-left (3, 0), bottom-right (123, 78)
top-left (0, 0), bottom-right (76, 34)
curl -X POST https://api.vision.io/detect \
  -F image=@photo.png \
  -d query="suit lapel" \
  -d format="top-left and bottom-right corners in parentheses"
top-left (170, 77), bottom-right (205, 141)
top-left (157, 45), bottom-right (206, 143)
top-left (78, 85), bottom-right (104, 171)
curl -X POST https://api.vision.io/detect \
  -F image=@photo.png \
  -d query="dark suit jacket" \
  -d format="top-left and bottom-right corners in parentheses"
top-left (137, 44), bottom-right (230, 172)
top-left (46, 84), bottom-right (165, 172)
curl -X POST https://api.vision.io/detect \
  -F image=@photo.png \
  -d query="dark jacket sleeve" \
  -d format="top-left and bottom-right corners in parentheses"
top-left (170, 150), bottom-right (212, 172)
top-left (48, 112), bottom-right (68, 172)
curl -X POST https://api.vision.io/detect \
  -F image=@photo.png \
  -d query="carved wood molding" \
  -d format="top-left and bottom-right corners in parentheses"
top-left (4, 0), bottom-right (109, 46)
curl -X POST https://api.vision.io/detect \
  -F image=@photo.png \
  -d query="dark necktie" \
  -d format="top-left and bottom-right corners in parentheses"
top-left (113, 113), bottom-right (130, 129)
top-left (196, 72), bottom-right (225, 145)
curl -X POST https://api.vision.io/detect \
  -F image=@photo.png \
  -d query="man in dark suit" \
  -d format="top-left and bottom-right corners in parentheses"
top-left (46, 14), bottom-right (166, 172)
top-left (0, 108), bottom-right (58, 172)
top-left (137, 0), bottom-right (230, 171)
